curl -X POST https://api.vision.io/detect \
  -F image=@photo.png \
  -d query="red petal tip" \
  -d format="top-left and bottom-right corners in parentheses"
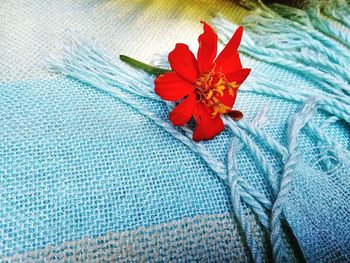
top-left (228, 110), bottom-right (243, 121)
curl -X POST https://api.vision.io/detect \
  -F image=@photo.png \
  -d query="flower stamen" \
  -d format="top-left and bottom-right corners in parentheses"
top-left (194, 71), bottom-right (237, 118)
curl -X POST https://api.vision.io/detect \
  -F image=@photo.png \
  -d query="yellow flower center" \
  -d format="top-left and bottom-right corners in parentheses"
top-left (194, 71), bottom-right (239, 118)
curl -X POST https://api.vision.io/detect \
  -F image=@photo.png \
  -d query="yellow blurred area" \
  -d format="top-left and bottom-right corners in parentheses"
top-left (103, 0), bottom-right (249, 62)
top-left (111, 0), bottom-right (248, 23)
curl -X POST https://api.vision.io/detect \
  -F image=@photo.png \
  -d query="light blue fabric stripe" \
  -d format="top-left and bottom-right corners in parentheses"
top-left (0, 77), bottom-right (231, 255)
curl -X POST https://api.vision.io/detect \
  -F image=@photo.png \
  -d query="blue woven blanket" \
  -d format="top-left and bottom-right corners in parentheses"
top-left (1, 0), bottom-right (349, 262)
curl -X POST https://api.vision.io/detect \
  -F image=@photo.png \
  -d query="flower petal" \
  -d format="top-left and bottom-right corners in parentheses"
top-left (225, 68), bottom-right (251, 84)
top-left (168, 43), bottom-right (199, 83)
top-left (169, 93), bottom-right (196, 126)
top-left (216, 68), bottom-right (250, 108)
top-left (216, 89), bottom-right (238, 109)
top-left (192, 104), bottom-right (224, 141)
top-left (214, 26), bottom-right (244, 74)
top-left (228, 110), bottom-right (243, 120)
top-left (197, 21), bottom-right (218, 73)
top-left (154, 72), bottom-right (194, 101)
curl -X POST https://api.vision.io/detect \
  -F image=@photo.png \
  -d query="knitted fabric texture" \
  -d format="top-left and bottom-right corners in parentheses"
top-left (1, 0), bottom-right (350, 262)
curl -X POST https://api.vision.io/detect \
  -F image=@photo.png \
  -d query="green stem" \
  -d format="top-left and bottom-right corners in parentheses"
top-left (119, 55), bottom-right (171, 76)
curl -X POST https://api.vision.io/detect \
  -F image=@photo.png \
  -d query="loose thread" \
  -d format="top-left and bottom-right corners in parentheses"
top-left (271, 99), bottom-right (318, 261)
top-left (214, 11), bottom-right (350, 96)
top-left (48, 47), bottom-right (228, 183)
top-left (230, 184), bottom-right (265, 263)
top-left (322, 1), bottom-right (350, 29)
top-left (235, 121), bottom-right (288, 160)
top-left (226, 108), bottom-right (276, 261)
top-left (227, 141), bottom-right (267, 262)
top-left (225, 117), bottom-right (279, 199)
top-left (239, 84), bottom-right (350, 124)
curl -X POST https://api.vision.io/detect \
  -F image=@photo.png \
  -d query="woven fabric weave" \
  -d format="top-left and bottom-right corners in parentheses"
top-left (1, 0), bottom-right (350, 262)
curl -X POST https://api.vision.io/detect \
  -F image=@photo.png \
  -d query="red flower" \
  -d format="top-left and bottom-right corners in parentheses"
top-left (154, 22), bottom-right (250, 141)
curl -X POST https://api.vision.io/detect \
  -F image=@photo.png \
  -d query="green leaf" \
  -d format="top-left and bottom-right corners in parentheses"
top-left (119, 55), bottom-right (171, 76)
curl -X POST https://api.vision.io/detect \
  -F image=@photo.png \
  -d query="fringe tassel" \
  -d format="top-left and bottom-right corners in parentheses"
top-left (47, 2), bottom-right (350, 259)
